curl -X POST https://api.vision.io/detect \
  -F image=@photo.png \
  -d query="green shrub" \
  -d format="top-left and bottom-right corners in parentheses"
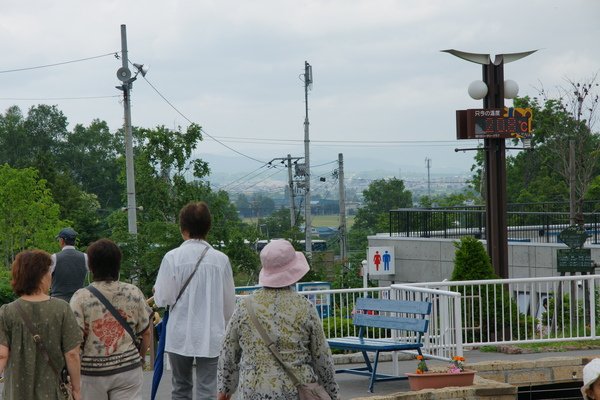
top-left (0, 268), bottom-right (15, 305)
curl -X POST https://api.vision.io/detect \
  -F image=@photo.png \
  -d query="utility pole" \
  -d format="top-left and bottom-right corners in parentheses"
top-left (569, 140), bottom-right (576, 225)
top-left (338, 153), bottom-right (347, 277)
top-left (118, 24), bottom-right (137, 235)
top-left (287, 154), bottom-right (296, 228)
top-left (303, 61), bottom-right (313, 255)
top-left (425, 157), bottom-right (432, 198)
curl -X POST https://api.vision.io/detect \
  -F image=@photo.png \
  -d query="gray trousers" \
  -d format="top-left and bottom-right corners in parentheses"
top-left (168, 352), bottom-right (218, 400)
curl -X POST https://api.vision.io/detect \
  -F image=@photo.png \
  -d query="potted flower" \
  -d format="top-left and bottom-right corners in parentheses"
top-left (405, 355), bottom-right (475, 391)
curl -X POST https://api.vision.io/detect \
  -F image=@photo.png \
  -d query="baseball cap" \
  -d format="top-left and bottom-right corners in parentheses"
top-left (56, 228), bottom-right (78, 241)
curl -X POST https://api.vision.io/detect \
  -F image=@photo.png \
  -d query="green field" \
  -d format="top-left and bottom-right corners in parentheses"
top-left (242, 214), bottom-right (354, 228)
top-left (312, 214), bottom-right (354, 228)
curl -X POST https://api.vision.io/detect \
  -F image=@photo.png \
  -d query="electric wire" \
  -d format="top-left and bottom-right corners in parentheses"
top-left (0, 52), bottom-right (119, 74)
top-left (0, 95), bottom-right (119, 101)
top-left (221, 165), bottom-right (283, 193)
top-left (139, 75), bottom-right (266, 164)
top-left (219, 163), bottom-right (271, 191)
top-left (227, 167), bottom-right (285, 194)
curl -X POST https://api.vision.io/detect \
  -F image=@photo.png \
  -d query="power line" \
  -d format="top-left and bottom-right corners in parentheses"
top-left (139, 75), bottom-right (266, 164)
top-left (212, 136), bottom-right (463, 144)
top-left (227, 167), bottom-right (285, 194)
top-left (0, 52), bottom-right (119, 74)
top-left (219, 163), bottom-right (270, 191)
top-left (0, 95), bottom-right (119, 101)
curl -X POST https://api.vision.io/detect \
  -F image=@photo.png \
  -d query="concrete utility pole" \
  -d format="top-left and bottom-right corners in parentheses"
top-left (287, 154), bottom-right (296, 228)
top-left (338, 153), bottom-right (347, 274)
top-left (119, 24), bottom-right (137, 235)
top-left (569, 140), bottom-right (576, 225)
top-left (303, 61), bottom-right (313, 255)
top-left (425, 157), bottom-right (432, 198)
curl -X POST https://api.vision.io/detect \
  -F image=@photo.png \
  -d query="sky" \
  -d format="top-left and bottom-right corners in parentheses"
top-left (1, 0), bottom-right (599, 184)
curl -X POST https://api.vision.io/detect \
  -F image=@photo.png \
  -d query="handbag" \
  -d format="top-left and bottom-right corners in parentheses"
top-left (14, 302), bottom-right (74, 400)
top-left (245, 298), bottom-right (331, 400)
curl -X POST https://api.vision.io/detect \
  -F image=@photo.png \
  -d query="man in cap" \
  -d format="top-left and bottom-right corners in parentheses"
top-left (50, 227), bottom-right (88, 303)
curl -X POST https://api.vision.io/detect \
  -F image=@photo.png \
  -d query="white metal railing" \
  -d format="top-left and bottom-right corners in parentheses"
top-left (406, 275), bottom-right (599, 349)
top-left (390, 284), bottom-right (462, 360)
top-left (236, 275), bottom-right (600, 364)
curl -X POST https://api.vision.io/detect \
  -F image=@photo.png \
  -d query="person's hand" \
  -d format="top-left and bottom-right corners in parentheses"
top-left (218, 392), bottom-right (232, 400)
top-left (71, 388), bottom-right (81, 400)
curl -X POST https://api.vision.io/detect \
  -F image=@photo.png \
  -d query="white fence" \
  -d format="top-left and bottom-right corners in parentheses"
top-left (296, 274), bottom-right (600, 362)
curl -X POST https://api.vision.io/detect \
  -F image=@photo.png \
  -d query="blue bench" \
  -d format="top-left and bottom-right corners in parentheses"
top-left (327, 297), bottom-right (432, 392)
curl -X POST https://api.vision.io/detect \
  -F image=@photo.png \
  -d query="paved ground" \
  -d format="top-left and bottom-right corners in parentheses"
top-left (142, 348), bottom-right (600, 399)
top-left (1, 348), bottom-right (596, 398)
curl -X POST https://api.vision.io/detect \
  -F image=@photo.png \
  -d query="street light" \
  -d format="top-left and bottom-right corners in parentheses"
top-left (444, 49), bottom-right (536, 278)
top-left (116, 24), bottom-right (149, 235)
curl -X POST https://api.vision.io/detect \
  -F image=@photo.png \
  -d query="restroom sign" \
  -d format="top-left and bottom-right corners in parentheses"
top-left (367, 247), bottom-right (395, 275)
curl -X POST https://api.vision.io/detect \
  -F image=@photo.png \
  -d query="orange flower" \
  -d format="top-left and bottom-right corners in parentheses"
top-left (416, 355), bottom-right (423, 360)
top-left (416, 369), bottom-right (424, 374)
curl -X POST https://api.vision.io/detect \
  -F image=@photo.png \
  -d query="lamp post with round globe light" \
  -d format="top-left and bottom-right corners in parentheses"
top-left (445, 49), bottom-right (536, 278)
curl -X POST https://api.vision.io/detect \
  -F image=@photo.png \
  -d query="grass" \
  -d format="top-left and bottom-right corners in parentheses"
top-left (477, 340), bottom-right (600, 354)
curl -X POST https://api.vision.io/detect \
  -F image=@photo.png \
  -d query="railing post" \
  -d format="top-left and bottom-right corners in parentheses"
top-left (591, 277), bottom-right (596, 339)
top-left (454, 295), bottom-right (464, 358)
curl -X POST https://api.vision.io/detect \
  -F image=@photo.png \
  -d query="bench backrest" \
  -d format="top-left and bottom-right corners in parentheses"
top-left (353, 297), bottom-right (432, 335)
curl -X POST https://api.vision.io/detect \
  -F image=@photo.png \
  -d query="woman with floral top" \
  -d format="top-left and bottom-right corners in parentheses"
top-left (70, 239), bottom-right (152, 400)
top-left (217, 239), bottom-right (340, 399)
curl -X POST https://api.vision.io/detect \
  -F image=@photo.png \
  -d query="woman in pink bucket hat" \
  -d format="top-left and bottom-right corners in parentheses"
top-left (217, 239), bottom-right (339, 399)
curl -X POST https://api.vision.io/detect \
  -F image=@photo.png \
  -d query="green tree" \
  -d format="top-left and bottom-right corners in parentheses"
top-left (258, 208), bottom-right (303, 240)
top-left (0, 165), bottom-right (65, 267)
top-left (110, 124), bottom-right (254, 293)
top-left (348, 178), bottom-right (412, 251)
top-left (60, 120), bottom-right (122, 210)
top-left (451, 236), bottom-right (495, 281)
top-left (470, 76), bottom-right (600, 216)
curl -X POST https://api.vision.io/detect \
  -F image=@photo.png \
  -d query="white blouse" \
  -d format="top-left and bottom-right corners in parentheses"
top-left (154, 239), bottom-right (236, 357)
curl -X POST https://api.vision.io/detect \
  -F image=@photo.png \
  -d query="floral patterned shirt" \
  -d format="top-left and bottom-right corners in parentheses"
top-left (70, 281), bottom-right (152, 376)
top-left (218, 288), bottom-right (340, 399)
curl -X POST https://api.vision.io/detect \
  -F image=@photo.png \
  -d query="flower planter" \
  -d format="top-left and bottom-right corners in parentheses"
top-left (405, 370), bottom-right (475, 391)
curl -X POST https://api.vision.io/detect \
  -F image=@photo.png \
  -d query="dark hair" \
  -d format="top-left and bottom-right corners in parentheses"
top-left (63, 237), bottom-right (76, 246)
top-left (11, 250), bottom-right (51, 296)
top-left (179, 201), bottom-right (212, 239)
top-left (87, 239), bottom-right (122, 281)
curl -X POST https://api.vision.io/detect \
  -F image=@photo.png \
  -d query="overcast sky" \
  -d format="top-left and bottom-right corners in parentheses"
top-left (1, 0), bottom-right (599, 181)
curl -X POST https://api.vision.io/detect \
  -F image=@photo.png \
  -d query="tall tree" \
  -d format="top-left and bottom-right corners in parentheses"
top-left (348, 177), bottom-right (412, 250)
top-left (60, 120), bottom-right (122, 210)
top-left (0, 165), bottom-right (65, 267)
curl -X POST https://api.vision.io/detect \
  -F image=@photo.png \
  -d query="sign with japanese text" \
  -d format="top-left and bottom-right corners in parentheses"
top-left (557, 248), bottom-right (593, 273)
top-left (558, 225), bottom-right (589, 249)
top-left (456, 107), bottom-right (533, 139)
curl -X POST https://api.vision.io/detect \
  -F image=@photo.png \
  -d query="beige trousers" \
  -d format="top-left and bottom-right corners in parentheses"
top-left (81, 366), bottom-right (143, 400)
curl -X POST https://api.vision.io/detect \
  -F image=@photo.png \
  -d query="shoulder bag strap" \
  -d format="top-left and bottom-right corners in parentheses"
top-left (171, 245), bottom-right (210, 311)
top-left (86, 285), bottom-right (139, 348)
top-left (14, 301), bottom-right (63, 378)
top-left (244, 297), bottom-right (302, 387)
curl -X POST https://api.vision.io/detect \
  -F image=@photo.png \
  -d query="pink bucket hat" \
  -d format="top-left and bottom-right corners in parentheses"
top-left (258, 240), bottom-right (309, 288)
top-left (582, 358), bottom-right (600, 398)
